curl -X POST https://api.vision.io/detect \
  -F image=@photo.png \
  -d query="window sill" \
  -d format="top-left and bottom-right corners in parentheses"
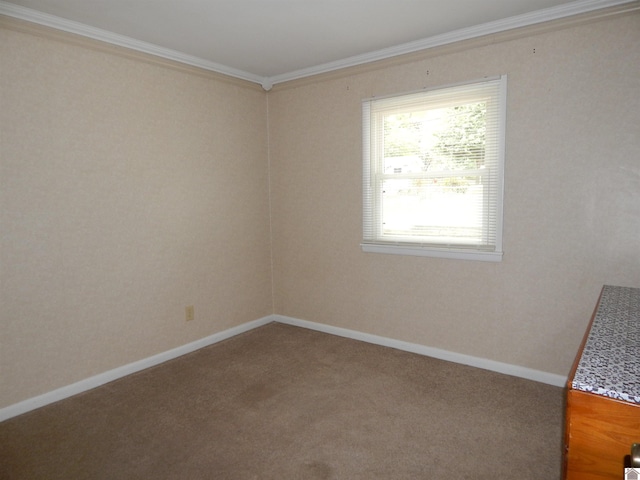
top-left (361, 243), bottom-right (503, 262)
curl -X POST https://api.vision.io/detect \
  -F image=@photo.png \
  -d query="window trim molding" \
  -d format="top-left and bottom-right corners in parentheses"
top-left (362, 75), bottom-right (507, 262)
top-left (361, 243), bottom-right (503, 262)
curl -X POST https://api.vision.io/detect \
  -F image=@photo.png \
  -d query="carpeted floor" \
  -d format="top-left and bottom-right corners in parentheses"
top-left (0, 323), bottom-right (565, 479)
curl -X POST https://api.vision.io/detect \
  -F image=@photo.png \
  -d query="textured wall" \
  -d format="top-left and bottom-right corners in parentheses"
top-left (2, 9), bottom-right (639, 411)
top-left (268, 12), bottom-right (640, 377)
top-left (0, 22), bottom-right (273, 408)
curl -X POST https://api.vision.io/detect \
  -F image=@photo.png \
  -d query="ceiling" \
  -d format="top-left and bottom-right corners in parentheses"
top-left (0, 0), bottom-right (634, 89)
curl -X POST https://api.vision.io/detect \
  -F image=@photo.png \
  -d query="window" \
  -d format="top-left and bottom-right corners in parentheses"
top-left (362, 76), bottom-right (506, 262)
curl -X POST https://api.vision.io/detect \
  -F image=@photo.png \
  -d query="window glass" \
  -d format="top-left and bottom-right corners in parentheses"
top-left (362, 76), bottom-right (506, 261)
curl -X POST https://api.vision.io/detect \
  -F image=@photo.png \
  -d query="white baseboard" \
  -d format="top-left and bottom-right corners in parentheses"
top-left (0, 315), bottom-right (274, 422)
top-left (273, 314), bottom-right (568, 388)
top-left (1, 313), bottom-right (567, 422)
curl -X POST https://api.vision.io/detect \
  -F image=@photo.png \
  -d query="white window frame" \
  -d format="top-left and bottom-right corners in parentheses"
top-left (361, 76), bottom-right (507, 262)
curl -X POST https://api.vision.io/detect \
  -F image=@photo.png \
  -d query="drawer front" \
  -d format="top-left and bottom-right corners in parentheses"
top-left (564, 390), bottom-right (640, 480)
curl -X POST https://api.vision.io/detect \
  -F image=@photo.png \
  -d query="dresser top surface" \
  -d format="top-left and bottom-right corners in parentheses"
top-left (571, 285), bottom-right (640, 404)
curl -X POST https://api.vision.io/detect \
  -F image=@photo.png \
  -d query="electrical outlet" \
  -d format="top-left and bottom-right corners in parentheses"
top-left (185, 305), bottom-right (194, 321)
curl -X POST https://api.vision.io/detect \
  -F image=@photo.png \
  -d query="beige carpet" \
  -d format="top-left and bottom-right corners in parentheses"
top-left (0, 323), bottom-right (564, 479)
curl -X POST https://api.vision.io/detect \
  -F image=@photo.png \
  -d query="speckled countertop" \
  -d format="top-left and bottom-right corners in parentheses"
top-left (571, 285), bottom-right (640, 404)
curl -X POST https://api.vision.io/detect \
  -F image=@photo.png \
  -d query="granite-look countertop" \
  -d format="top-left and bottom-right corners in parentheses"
top-left (571, 285), bottom-right (640, 404)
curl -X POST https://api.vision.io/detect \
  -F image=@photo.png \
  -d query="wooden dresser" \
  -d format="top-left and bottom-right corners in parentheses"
top-left (564, 285), bottom-right (640, 480)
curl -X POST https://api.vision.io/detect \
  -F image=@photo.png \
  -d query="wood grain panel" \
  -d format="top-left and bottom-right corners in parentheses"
top-left (564, 389), bottom-right (640, 479)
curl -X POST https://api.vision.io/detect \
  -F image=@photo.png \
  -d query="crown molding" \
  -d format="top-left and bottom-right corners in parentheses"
top-left (1, 0), bottom-right (638, 91)
top-left (267, 0), bottom-right (639, 86)
top-left (0, 0), bottom-right (269, 87)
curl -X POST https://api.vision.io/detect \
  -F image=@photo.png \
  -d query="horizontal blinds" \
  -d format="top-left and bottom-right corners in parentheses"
top-left (363, 76), bottom-right (506, 253)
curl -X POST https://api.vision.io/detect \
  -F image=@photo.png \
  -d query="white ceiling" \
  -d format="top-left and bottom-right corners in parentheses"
top-left (0, 0), bottom-right (635, 88)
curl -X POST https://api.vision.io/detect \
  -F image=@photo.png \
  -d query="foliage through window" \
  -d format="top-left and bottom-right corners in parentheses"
top-left (362, 76), bottom-right (506, 261)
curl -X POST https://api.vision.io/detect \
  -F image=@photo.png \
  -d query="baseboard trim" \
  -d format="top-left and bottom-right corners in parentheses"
top-left (2, 313), bottom-right (567, 422)
top-left (0, 316), bottom-right (274, 422)
top-left (273, 314), bottom-right (568, 388)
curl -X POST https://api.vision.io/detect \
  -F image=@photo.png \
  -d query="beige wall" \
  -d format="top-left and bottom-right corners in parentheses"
top-left (0, 21), bottom-right (273, 408)
top-left (268, 12), bottom-right (640, 377)
top-left (2, 10), bottom-right (639, 410)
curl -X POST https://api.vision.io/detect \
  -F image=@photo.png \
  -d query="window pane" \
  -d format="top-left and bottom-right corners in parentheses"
top-left (383, 102), bottom-right (487, 174)
top-left (382, 176), bottom-right (484, 243)
top-left (363, 76), bottom-right (505, 260)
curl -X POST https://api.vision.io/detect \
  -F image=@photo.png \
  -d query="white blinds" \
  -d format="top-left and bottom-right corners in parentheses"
top-left (362, 76), bottom-right (506, 260)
